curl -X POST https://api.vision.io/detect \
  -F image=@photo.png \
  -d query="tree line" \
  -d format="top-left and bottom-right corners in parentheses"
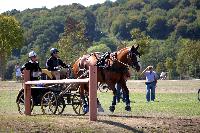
top-left (1, 0), bottom-right (200, 80)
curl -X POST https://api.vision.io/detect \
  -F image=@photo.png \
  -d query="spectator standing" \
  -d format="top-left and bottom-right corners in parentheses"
top-left (15, 63), bottom-right (21, 82)
top-left (141, 66), bottom-right (158, 102)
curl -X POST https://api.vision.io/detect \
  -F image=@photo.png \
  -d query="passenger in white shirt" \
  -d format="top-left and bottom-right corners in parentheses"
top-left (141, 66), bottom-right (158, 102)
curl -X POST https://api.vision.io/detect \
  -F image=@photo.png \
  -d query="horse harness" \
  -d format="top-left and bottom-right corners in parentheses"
top-left (96, 51), bottom-right (130, 73)
top-left (77, 47), bottom-right (139, 76)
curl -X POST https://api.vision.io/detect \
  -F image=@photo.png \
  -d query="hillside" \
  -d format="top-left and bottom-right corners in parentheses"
top-left (2, 0), bottom-right (200, 79)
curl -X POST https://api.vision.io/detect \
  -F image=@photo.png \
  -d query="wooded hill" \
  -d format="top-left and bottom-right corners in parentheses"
top-left (2, 0), bottom-right (200, 79)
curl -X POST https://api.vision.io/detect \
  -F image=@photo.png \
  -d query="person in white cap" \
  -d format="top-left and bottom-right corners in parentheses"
top-left (141, 66), bottom-right (158, 102)
top-left (21, 51), bottom-right (41, 81)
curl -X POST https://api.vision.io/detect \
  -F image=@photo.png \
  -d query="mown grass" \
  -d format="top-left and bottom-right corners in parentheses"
top-left (0, 89), bottom-right (199, 117)
top-left (0, 81), bottom-right (200, 132)
top-left (98, 92), bottom-right (200, 117)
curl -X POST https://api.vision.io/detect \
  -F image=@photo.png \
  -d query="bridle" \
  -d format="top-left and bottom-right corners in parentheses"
top-left (127, 50), bottom-right (140, 68)
top-left (112, 54), bottom-right (129, 67)
top-left (111, 48), bottom-right (140, 68)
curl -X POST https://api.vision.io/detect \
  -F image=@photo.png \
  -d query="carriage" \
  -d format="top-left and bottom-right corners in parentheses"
top-left (16, 45), bottom-right (141, 115)
top-left (16, 68), bottom-right (89, 115)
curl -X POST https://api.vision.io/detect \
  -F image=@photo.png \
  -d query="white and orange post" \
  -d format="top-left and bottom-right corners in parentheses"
top-left (24, 70), bottom-right (31, 115)
top-left (89, 66), bottom-right (97, 121)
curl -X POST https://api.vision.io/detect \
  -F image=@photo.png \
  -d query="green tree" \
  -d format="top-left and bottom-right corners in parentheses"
top-left (156, 62), bottom-right (165, 74)
top-left (0, 15), bottom-right (24, 80)
top-left (87, 43), bottom-right (111, 53)
top-left (58, 17), bottom-right (90, 64)
top-left (131, 29), bottom-right (151, 56)
top-left (165, 57), bottom-right (174, 79)
top-left (147, 15), bottom-right (170, 39)
top-left (176, 39), bottom-right (200, 79)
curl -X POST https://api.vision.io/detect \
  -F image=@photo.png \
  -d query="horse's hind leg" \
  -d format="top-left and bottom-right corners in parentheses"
top-left (108, 84), bottom-right (117, 112)
top-left (97, 98), bottom-right (104, 112)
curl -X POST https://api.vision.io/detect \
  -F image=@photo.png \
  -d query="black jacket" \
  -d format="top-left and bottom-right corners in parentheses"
top-left (21, 60), bottom-right (41, 80)
top-left (46, 56), bottom-right (68, 71)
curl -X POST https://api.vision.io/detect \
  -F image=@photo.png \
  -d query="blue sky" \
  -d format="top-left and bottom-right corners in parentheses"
top-left (0, 0), bottom-right (116, 13)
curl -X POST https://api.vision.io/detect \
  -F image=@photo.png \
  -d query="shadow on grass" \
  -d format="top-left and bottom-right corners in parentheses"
top-left (98, 119), bottom-right (143, 133)
top-left (107, 114), bottom-right (153, 119)
top-left (32, 113), bottom-right (90, 120)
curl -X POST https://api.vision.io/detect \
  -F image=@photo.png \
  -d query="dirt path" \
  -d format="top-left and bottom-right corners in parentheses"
top-left (0, 114), bottom-right (199, 132)
top-left (97, 115), bottom-right (200, 132)
top-left (127, 80), bottom-right (200, 93)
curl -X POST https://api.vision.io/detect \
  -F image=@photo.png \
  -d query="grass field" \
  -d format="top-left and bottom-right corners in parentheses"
top-left (0, 80), bottom-right (200, 132)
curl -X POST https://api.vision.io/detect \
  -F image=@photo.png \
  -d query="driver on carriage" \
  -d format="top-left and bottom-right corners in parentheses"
top-left (21, 51), bottom-right (42, 81)
top-left (46, 48), bottom-right (70, 80)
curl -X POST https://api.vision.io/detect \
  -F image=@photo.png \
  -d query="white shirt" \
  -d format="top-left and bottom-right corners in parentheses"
top-left (15, 66), bottom-right (21, 77)
top-left (145, 71), bottom-right (157, 82)
top-left (160, 72), bottom-right (166, 77)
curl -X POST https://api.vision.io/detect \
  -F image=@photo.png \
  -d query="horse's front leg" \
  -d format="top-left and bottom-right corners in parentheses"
top-left (120, 82), bottom-right (131, 111)
top-left (80, 84), bottom-right (89, 113)
top-left (109, 86), bottom-right (117, 112)
top-left (124, 89), bottom-right (131, 111)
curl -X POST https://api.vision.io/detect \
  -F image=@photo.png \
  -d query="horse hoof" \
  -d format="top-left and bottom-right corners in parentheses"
top-left (109, 106), bottom-right (115, 112)
top-left (125, 106), bottom-right (131, 111)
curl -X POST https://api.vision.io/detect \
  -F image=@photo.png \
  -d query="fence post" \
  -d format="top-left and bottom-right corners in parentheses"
top-left (24, 70), bottom-right (31, 115)
top-left (89, 65), bottom-right (97, 121)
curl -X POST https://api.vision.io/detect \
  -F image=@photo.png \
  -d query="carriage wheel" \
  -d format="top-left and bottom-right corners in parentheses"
top-left (198, 89), bottom-right (200, 101)
top-left (72, 94), bottom-right (88, 115)
top-left (16, 91), bottom-right (34, 115)
top-left (41, 91), bottom-right (58, 115)
top-left (56, 97), bottom-right (66, 115)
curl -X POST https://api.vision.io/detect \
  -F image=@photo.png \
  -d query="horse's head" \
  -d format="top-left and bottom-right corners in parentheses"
top-left (116, 45), bottom-right (141, 72)
top-left (128, 45), bottom-right (141, 72)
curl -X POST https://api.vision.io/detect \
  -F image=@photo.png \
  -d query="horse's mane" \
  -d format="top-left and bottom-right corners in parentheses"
top-left (117, 47), bottom-right (130, 53)
top-left (114, 47), bottom-right (131, 59)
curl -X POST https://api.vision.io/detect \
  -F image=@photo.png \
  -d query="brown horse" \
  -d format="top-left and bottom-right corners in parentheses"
top-left (72, 45), bottom-right (141, 112)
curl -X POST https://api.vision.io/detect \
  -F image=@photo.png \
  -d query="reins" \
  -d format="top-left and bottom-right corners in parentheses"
top-left (111, 48), bottom-right (131, 67)
top-left (112, 55), bottom-right (129, 67)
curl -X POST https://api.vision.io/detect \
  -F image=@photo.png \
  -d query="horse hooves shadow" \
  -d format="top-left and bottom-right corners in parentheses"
top-left (109, 106), bottom-right (115, 112)
top-left (125, 106), bottom-right (131, 111)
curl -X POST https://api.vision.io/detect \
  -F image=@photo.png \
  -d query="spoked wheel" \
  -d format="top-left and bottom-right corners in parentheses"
top-left (72, 94), bottom-right (88, 115)
top-left (56, 97), bottom-right (66, 115)
top-left (41, 91), bottom-right (58, 115)
top-left (16, 91), bottom-right (34, 115)
top-left (198, 89), bottom-right (200, 101)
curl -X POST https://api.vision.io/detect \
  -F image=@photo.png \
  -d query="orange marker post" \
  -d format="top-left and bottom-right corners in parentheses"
top-left (24, 70), bottom-right (31, 115)
top-left (89, 66), bottom-right (97, 121)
